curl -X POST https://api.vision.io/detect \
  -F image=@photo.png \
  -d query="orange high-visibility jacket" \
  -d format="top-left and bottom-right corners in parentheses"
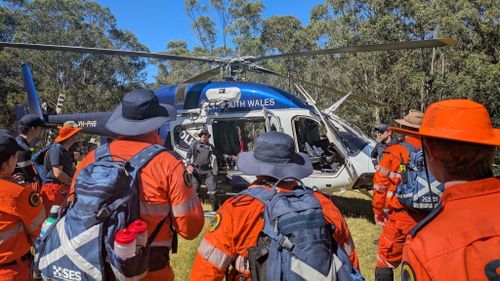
top-left (0, 177), bottom-right (45, 264)
top-left (72, 134), bottom-right (204, 251)
top-left (402, 177), bottom-right (500, 281)
top-left (372, 136), bottom-right (422, 217)
top-left (190, 184), bottom-right (359, 281)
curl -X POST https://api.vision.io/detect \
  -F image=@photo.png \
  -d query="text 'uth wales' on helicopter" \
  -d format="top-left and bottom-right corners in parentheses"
top-left (0, 38), bottom-right (457, 193)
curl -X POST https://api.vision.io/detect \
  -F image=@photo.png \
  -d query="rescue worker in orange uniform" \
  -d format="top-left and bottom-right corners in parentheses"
top-left (398, 99), bottom-right (500, 281)
top-left (72, 89), bottom-right (204, 281)
top-left (41, 124), bottom-right (82, 213)
top-left (191, 132), bottom-right (359, 280)
top-left (372, 109), bottom-right (429, 281)
top-left (0, 129), bottom-right (45, 281)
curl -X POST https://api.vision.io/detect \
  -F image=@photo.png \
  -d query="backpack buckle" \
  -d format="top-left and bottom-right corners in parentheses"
top-left (278, 235), bottom-right (294, 251)
top-left (96, 207), bottom-right (111, 221)
top-left (123, 162), bottom-right (133, 176)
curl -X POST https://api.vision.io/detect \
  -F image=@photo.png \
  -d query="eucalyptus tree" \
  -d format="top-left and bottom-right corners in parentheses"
top-left (0, 0), bottom-right (148, 126)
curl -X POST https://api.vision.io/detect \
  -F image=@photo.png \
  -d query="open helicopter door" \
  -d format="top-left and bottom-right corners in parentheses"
top-left (293, 84), bottom-right (360, 190)
top-left (262, 107), bottom-right (283, 132)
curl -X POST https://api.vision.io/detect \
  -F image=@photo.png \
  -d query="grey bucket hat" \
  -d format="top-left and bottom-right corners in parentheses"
top-left (236, 131), bottom-right (313, 180)
top-left (106, 89), bottom-right (177, 136)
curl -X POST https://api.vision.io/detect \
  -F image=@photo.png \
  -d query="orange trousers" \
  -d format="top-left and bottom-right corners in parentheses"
top-left (40, 183), bottom-right (69, 214)
top-left (0, 259), bottom-right (30, 281)
top-left (376, 209), bottom-right (427, 269)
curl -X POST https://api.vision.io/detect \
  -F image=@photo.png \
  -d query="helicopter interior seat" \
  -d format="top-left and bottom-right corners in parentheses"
top-left (294, 118), bottom-right (344, 172)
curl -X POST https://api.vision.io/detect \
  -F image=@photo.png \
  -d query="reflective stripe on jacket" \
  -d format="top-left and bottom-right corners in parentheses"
top-left (72, 134), bottom-right (204, 255)
top-left (372, 136), bottom-right (422, 217)
top-left (190, 184), bottom-right (359, 281)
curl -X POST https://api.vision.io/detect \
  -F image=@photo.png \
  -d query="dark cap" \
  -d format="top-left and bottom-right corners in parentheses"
top-left (19, 114), bottom-right (44, 127)
top-left (198, 129), bottom-right (211, 137)
top-left (0, 129), bottom-right (24, 163)
top-left (375, 124), bottom-right (389, 133)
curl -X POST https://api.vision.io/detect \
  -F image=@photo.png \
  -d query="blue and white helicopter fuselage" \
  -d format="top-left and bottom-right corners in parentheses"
top-left (155, 80), bottom-right (375, 193)
top-left (21, 63), bottom-right (375, 194)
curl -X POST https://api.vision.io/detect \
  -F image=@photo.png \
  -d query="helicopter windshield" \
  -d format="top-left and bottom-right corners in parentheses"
top-left (325, 116), bottom-right (370, 154)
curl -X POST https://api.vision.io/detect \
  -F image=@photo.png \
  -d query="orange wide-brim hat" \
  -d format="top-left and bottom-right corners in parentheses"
top-left (54, 124), bottom-right (83, 143)
top-left (391, 99), bottom-right (500, 146)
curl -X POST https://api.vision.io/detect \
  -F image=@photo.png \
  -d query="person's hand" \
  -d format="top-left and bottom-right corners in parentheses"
top-left (187, 165), bottom-right (195, 174)
top-left (231, 155), bottom-right (237, 161)
top-left (12, 173), bottom-right (25, 182)
top-left (73, 151), bottom-right (83, 161)
top-left (375, 215), bottom-right (387, 227)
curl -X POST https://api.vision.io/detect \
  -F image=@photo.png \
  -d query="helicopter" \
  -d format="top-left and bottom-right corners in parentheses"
top-left (0, 38), bottom-right (456, 195)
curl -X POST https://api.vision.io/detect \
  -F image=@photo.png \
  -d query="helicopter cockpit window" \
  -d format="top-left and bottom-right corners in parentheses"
top-left (293, 117), bottom-right (344, 173)
top-left (212, 118), bottom-right (266, 171)
top-left (327, 117), bottom-right (368, 154)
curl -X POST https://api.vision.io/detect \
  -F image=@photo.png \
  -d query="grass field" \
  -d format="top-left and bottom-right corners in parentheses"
top-left (170, 191), bottom-right (401, 281)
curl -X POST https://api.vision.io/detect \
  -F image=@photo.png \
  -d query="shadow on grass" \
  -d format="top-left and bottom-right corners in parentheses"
top-left (203, 182), bottom-right (376, 224)
top-left (330, 194), bottom-right (375, 224)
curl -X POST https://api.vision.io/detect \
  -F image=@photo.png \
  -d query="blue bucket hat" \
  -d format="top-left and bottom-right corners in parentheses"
top-left (236, 131), bottom-right (313, 180)
top-left (106, 89), bottom-right (177, 136)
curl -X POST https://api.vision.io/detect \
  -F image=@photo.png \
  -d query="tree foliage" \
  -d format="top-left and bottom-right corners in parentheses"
top-left (167, 0), bottom-right (498, 130)
top-left (0, 0), bottom-right (147, 130)
top-left (173, 0), bottom-right (499, 170)
top-left (0, 0), bottom-right (498, 169)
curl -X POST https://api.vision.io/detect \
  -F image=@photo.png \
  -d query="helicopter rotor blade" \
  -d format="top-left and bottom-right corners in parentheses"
top-left (0, 42), bottom-right (219, 63)
top-left (181, 66), bottom-right (222, 84)
top-left (252, 38), bottom-right (457, 63)
top-left (250, 65), bottom-right (386, 107)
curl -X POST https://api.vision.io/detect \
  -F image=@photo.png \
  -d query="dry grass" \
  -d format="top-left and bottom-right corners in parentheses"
top-left (170, 219), bottom-right (210, 281)
top-left (170, 192), bottom-right (401, 281)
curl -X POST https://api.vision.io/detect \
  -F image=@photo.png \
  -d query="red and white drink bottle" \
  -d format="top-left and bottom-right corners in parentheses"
top-left (114, 228), bottom-right (137, 259)
top-left (128, 220), bottom-right (148, 248)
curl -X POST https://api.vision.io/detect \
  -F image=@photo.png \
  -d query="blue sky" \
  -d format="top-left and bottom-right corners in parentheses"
top-left (96, 0), bottom-right (325, 81)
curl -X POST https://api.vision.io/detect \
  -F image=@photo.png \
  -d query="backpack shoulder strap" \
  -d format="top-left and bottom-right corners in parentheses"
top-left (400, 141), bottom-right (417, 154)
top-left (238, 186), bottom-right (275, 203)
top-left (128, 144), bottom-right (167, 179)
top-left (95, 144), bottom-right (167, 221)
top-left (33, 144), bottom-right (50, 162)
top-left (94, 143), bottom-right (111, 161)
top-left (16, 137), bottom-right (30, 151)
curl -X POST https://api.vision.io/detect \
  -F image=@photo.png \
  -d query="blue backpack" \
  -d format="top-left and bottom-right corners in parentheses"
top-left (31, 144), bottom-right (52, 185)
top-left (240, 185), bottom-right (364, 281)
top-left (34, 144), bottom-right (166, 281)
top-left (396, 142), bottom-right (444, 211)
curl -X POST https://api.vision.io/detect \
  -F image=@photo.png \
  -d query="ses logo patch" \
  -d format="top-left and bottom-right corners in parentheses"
top-left (52, 266), bottom-right (82, 281)
top-left (208, 213), bottom-right (222, 232)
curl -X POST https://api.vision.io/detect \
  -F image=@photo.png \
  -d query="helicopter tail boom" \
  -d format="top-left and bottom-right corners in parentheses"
top-left (20, 63), bottom-right (116, 137)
